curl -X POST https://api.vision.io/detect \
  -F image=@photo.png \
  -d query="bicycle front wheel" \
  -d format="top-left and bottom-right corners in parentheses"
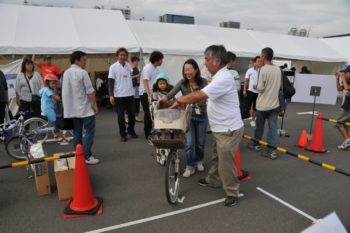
top-left (23, 117), bottom-right (49, 143)
top-left (165, 150), bottom-right (180, 205)
top-left (5, 136), bottom-right (27, 161)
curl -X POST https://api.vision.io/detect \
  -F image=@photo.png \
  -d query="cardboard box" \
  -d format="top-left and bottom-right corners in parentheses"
top-left (54, 157), bottom-right (75, 201)
top-left (30, 143), bottom-right (51, 196)
top-left (34, 162), bottom-right (51, 196)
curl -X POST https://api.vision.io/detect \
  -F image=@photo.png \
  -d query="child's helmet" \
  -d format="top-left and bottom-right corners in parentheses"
top-left (155, 72), bottom-right (169, 83)
top-left (44, 73), bottom-right (58, 81)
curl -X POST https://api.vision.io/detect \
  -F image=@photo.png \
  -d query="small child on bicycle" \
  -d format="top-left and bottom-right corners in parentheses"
top-left (151, 73), bottom-right (174, 165)
top-left (40, 74), bottom-right (65, 142)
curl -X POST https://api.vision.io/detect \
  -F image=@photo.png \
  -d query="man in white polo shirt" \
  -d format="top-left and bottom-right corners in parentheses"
top-left (171, 45), bottom-right (244, 207)
top-left (139, 51), bottom-right (163, 140)
top-left (108, 48), bottom-right (138, 142)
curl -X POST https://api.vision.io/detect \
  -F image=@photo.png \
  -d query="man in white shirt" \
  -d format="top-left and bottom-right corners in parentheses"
top-left (139, 51), bottom-right (163, 139)
top-left (62, 51), bottom-right (99, 165)
top-left (249, 47), bottom-right (281, 160)
top-left (108, 48), bottom-right (138, 142)
top-left (171, 45), bottom-right (244, 207)
top-left (243, 56), bottom-right (262, 127)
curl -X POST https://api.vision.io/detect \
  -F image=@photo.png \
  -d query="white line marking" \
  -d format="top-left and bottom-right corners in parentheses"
top-left (85, 194), bottom-right (244, 233)
top-left (296, 111), bottom-right (318, 115)
top-left (257, 187), bottom-right (317, 222)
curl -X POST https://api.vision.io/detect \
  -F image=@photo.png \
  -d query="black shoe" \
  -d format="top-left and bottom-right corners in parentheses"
top-left (198, 179), bottom-right (210, 187)
top-left (197, 179), bottom-right (220, 188)
top-left (121, 136), bottom-right (128, 142)
top-left (129, 132), bottom-right (138, 138)
top-left (224, 196), bottom-right (238, 207)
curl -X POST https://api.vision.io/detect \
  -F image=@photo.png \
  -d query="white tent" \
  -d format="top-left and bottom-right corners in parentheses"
top-left (0, 4), bottom-right (140, 54)
top-left (323, 36), bottom-right (350, 64)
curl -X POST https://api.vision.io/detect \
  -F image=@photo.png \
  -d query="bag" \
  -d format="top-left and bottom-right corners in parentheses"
top-left (24, 74), bottom-right (41, 105)
top-left (56, 101), bottom-right (74, 130)
top-left (281, 71), bottom-right (296, 99)
top-left (278, 70), bottom-right (295, 116)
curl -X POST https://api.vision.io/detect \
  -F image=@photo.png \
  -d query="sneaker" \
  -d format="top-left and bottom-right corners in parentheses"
top-left (262, 150), bottom-right (278, 160)
top-left (224, 196), bottom-right (238, 207)
top-left (337, 140), bottom-right (350, 150)
top-left (250, 121), bottom-right (256, 127)
top-left (146, 135), bottom-right (154, 146)
top-left (196, 164), bottom-right (205, 172)
top-left (248, 143), bottom-right (262, 152)
top-left (121, 136), bottom-right (128, 142)
top-left (85, 156), bottom-right (100, 165)
top-left (197, 179), bottom-right (220, 188)
top-left (182, 168), bottom-right (195, 177)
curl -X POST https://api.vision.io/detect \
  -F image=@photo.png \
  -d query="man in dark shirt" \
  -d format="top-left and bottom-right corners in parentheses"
top-left (131, 56), bottom-right (142, 122)
top-left (0, 70), bottom-right (9, 124)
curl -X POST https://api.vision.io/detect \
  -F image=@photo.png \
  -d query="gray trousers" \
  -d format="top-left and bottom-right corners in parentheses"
top-left (205, 127), bottom-right (244, 197)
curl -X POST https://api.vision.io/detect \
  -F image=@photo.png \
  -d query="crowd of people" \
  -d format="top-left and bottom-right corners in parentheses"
top-left (1, 45), bottom-right (350, 207)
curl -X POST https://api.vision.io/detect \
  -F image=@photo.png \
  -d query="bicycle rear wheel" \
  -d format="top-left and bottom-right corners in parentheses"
top-left (5, 136), bottom-right (27, 161)
top-left (23, 117), bottom-right (49, 143)
top-left (165, 150), bottom-right (180, 204)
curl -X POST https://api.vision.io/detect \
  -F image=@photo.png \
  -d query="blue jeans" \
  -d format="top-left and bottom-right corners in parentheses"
top-left (185, 114), bottom-right (208, 171)
top-left (254, 109), bottom-right (278, 149)
top-left (72, 115), bottom-right (96, 159)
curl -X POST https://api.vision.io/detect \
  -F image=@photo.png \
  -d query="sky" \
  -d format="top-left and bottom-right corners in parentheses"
top-left (0, 0), bottom-right (349, 37)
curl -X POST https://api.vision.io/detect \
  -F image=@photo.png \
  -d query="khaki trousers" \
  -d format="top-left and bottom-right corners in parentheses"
top-left (205, 127), bottom-right (244, 197)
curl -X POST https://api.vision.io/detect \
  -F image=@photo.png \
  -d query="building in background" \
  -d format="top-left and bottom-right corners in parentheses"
top-left (159, 14), bottom-right (195, 24)
top-left (219, 21), bottom-right (240, 29)
top-left (288, 27), bottom-right (309, 37)
top-left (111, 6), bottom-right (131, 20)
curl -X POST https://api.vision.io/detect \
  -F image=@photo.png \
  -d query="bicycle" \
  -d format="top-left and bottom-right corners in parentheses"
top-left (5, 112), bottom-right (53, 160)
top-left (150, 102), bottom-right (192, 205)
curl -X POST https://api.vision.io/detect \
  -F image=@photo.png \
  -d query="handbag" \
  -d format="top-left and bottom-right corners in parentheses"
top-left (24, 75), bottom-right (41, 105)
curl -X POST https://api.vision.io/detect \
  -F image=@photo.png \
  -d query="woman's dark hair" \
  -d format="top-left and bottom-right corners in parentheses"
top-left (149, 51), bottom-right (164, 64)
top-left (153, 78), bottom-right (173, 93)
top-left (182, 59), bottom-right (202, 86)
top-left (227, 52), bottom-right (237, 62)
top-left (116, 47), bottom-right (129, 57)
top-left (70, 51), bottom-right (87, 64)
top-left (21, 58), bottom-right (34, 73)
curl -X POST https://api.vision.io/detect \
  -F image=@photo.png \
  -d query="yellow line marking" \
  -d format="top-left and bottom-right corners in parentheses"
top-left (298, 155), bottom-right (310, 161)
top-left (12, 161), bottom-right (29, 168)
top-left (322, 163), bottom-right (336, 171)
top-left (259, 140), bottom-right (268, 146)
top-left (276, 147), bottom-right (287, 153)
top-left (329, 119), bottom-right (337, 123)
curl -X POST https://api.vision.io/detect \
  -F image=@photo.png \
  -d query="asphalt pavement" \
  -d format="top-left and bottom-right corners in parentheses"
top-left (0, 102), bottom-right (349, 233)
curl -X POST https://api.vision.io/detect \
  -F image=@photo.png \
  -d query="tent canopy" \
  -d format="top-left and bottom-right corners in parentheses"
top-left (0, 3), bottom-right (347, 63)
top-left (0, 3), bottom-right (139, 54)
top-left (323, 36), bottom-right (350, 64)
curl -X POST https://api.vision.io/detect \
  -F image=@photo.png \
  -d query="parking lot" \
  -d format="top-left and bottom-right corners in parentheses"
top-left (0, 102), bottom-right (349, 233)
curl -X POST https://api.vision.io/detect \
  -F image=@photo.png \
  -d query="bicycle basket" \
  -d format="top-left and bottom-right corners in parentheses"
top-left (153, 105), bottom-right (192, 132)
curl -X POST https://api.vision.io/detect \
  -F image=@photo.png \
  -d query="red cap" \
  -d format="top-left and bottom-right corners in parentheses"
top-left (44, 73), bottom-right (58, 81)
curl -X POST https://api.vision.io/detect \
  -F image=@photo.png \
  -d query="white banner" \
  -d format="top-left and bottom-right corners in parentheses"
top-left (0, 59), bottom-right (22, 98)
top-left (292, 73), bottom-right (338, 105)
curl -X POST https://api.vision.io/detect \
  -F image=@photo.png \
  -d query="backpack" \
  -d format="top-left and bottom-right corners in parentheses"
top-left (281, 70), bottom-right (295, 99)
top-left (278, 70), bottom-right (296, 116)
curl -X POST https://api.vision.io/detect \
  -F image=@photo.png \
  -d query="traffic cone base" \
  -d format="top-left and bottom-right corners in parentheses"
top-left (238, 169), bottom-right (251, 182)
top-left (305, 147), bottom-right (328, 154)
top-left (64, 197), bottom-right (103, 219)
top-left (296, 129), bottom-right (308, 148)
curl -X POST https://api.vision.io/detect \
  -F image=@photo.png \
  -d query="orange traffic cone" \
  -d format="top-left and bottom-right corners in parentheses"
top-left (64, 144), bottom-right (103, 218)
top-left (296, 129), bottom-right (308, 148)
top-left (235, 146), bottom-right (250, 181)
top-left (306, 112), bottom-right (328, 153)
